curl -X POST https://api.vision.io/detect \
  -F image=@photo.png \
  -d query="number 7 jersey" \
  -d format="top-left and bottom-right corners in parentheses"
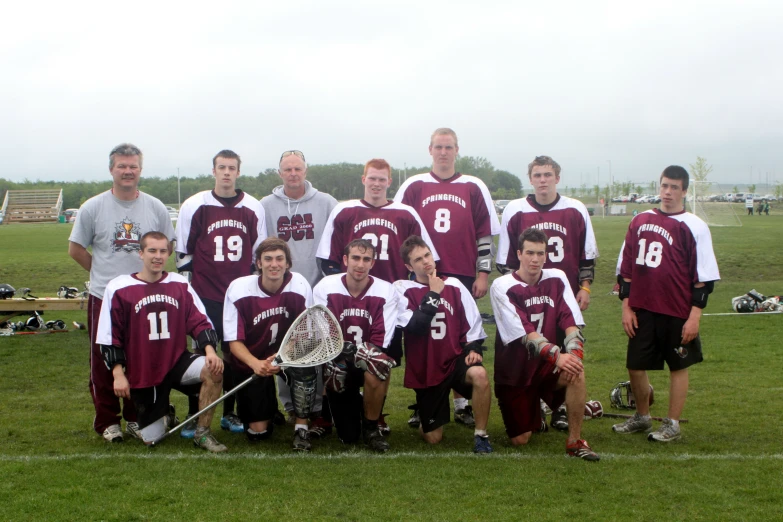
top-left (617, 209), bottom-right (720, 320)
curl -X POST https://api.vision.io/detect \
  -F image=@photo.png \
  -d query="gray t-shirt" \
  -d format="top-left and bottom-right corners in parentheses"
top-left (69, 190), bottom-right (175, 299)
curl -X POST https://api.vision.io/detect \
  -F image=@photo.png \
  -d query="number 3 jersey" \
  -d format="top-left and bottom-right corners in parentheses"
top-left (316, 199), bottom-right (439, 283)
top-left (394, 172), bottom-right (501, 278)
top-left (175, 190), bottom-right (267, 303)
top-left (394, 278), bottom-right (486, 389)
top-left (491, 269), bottom-right (583, 387)
top-left (617, 209), bottom-right (720, 320)
top-left (96, 272), bottom-right (215, 389)
top-left (223, 272), bottom-right (312, 373)
top-left (496, 195), bottom-right (597, 295)
top-left (312, 274), bottom-right (399, 350)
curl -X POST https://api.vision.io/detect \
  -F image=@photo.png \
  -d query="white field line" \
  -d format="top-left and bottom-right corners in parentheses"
top-left (1, 451), bottom-right (782, 463)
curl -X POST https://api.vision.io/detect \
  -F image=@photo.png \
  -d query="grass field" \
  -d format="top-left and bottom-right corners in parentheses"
top-left (1, 216), bottom-right (782, 521)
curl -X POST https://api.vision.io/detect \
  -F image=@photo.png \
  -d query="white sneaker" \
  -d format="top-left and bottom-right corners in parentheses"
top-left (126, 422), bottom-right (143, 441)
top-left (102, 424), bottom-right (123, 443)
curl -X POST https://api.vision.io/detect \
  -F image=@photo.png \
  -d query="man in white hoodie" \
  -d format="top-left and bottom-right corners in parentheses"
top-left (261, 150), bottom-right (338, 430)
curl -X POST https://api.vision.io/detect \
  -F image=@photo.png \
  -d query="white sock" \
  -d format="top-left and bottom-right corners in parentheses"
top-left (670, 419), bottom-right (680, 429)
top-left (247, 428), bottom-right (267, 435)
top-left (454, 398), bottom-right (468, 410)
top-left (474, 429), bottom-right (487, 437)
top-left (295, 423), bottom-right (308, 432)
top-left (640, 414), bottom-right (651, 420)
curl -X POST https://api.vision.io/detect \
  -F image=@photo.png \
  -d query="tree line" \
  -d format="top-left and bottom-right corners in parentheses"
top-left (0, 156), bottom-right (523, 209)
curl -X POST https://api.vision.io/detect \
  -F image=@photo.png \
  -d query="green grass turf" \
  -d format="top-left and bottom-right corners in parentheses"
top-left (1, 217), bottom-right (782, 521)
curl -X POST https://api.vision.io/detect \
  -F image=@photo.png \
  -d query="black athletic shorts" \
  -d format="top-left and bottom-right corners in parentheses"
top-left (415, 355), bottom-right (481, 433)
top-left (235, 372), bottom-right (278, 425)
top-left (627, 309), bottom-right (703, 372)
top-left (131, 351), bottom-right (203, 429)
top-left (199, 298), bottom-right (225, 355)
top-left (440, 273), bottom-right (476, 293)
top-left (386, 328), bottom-right (404, 366)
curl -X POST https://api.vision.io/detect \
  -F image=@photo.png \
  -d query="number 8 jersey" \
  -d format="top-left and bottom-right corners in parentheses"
top-left (176, 190), bottom-right (267, 302)
top-left (617, 209), bottom-right (720, 320)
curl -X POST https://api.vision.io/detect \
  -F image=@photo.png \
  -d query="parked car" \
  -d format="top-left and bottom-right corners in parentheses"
top-left (762, 194), bottom-right (777, 202)
top-left (63, 208), bottom-right (79, 223)
top-left (732, 193), bottom-right (746, 203)
top-left (494, 200), bottom-right (510, 213)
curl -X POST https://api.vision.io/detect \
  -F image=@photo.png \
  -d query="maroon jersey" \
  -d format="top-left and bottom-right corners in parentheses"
top-left (394, 172), bottom-right (500, 278)
top-left (223, 272), bottom-right (312, 374)
top-left (497, 194), bottom-right (598, 295)
top-left (618, 209), bottom-right (720, 320)
top-left (96, 272), bottom-right (214, 389)
top-left (394, 278), bottom-right (486, 389)
top-left (490, 269), bottom-right (583, 387)
top-left (313, 274), bottom-right (399, 349)
top-left (316, 199), bottom-right (439, 283)
top-left (175, 190), bottom-right (267, 302)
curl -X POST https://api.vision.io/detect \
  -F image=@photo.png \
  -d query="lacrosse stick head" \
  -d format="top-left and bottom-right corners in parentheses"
top-left (273, 305), bottom-right (344, 368)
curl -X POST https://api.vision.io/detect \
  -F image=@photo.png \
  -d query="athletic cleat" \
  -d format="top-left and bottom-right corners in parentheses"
top-left (566, 439), bottom-right (600, 461)
top-left (193, 429), bottom-right (228, 453)
top-left (180, 415), bottom-right (197, 439)
top-left (307, 416), bottom-right (333, 438)
top-left (538, 402), bottom-right (549, 433)
top-left (407, 404), bottom-right (420, 429)
top-left (364, 427), bottom-right (390, 453)
top-left (473, 435), bottom-right (493, 454)
top-left (293, 428), bottom-right (312, 451)
top-left (220, 413), bottom-right (245, 434)
top-left (612, 412), bottom-right (653, 434)
top-left (102, 424), bottom-right (123, 443)
top-left (550, 405), bottom-right (569, 431)
top-left (647, 418), bottom-right (681, 442)
top-left (378, 413), bottom-right (391, 436)
top-left (455, 405), bottom-right (476, 427)
top-left (165, 404), bottom-right (179, 429)
top-left (480, 312), bottom-right (496, 325)
top-left (125, 422), bottom-right (143, 441)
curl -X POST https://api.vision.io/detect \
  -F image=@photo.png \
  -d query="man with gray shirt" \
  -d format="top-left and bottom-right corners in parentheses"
top-left (69, 143), bottom-right (175, 443)
top-left (261, 150), bottom-right (337, 431)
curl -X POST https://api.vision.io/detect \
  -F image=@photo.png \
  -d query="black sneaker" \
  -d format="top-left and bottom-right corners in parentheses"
top-left (364, 427), bottom-right (390, 453)
top-left (454, 405), bottom-right (476, 427)
top-left (550, 405), bottom-right (569, 431)
top-left (292, 428), bottom-right (311, 452)
top-left (407, 404), bottom-right (420, 428)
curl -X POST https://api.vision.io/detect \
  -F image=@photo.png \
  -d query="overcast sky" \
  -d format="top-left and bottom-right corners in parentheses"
top-left (2, 0), bottom-right (781, 188)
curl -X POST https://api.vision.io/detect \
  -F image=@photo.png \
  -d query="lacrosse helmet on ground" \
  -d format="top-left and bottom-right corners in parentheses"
top-left (731, 295), bottom-right (757, 313)
top-left (57, 286), bottom-right (81, 299)
top-left (610, 381), bottom-right (655, 409)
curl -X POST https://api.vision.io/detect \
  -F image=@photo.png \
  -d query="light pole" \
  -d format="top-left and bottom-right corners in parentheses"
top-left (177, 167), bottom-right (181, 208)
top-left (607, 160), bottom-right (612, 197)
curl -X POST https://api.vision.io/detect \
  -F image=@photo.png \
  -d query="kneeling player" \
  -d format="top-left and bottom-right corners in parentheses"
top-left (314, 239), bottom-right (399, 452)
top-left (223, 238), bottom-right (317, 451)
top-left (97, 232), bottom-right (226, 452)
top-left (490, 228), bottom-right (599, 461)
top-left (395, 236), bottom-right (493, 453)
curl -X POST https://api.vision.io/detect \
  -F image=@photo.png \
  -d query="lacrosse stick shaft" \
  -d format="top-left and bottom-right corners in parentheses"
top-left (602, 412), bottom-right (688, 423)
top-left (150, 373), bottom-right (259, 445)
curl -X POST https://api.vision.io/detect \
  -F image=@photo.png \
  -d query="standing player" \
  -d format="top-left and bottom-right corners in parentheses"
top-left (223, 238), bottom-right (317, 451)
top-left (97, 232), bottom-right (226, 452)
top-left (394, 128), bottom-right (500, 427)
top-left (175, 150), bottom-right (267, 437)
top-left (317, 158), bottom-right (438, 284)
top-left (495, 155), bottom-right (598, 431)
top-left (614, 165), bottom-right (719, 442)
top-left (314, 239), bottom-right (399, 452)
top-left (69, 143), bottom-right (175, 443)
top-left (394, 236), bottom-right (493, 453)
top-left (262, 150), bottom-right (337, 428)
top-left (491, 228), bottom-right (599, 461)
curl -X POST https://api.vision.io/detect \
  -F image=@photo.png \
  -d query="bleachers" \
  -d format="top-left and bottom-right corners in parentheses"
top-left (1, 190), bottom-right (63, 224)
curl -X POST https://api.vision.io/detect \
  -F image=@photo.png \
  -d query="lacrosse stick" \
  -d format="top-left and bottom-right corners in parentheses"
top-left (150, 304), bottom-right (343, 445)
top-left (602, 412), bottom-right (689, 423)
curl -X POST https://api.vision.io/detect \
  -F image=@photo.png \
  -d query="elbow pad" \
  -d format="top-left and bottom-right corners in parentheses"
top-left (318, 258), bottom-right (342, 276)
top-left (196, 328), bottom-right (220, 353)
top-left (100, 344), bottom-right (127, 372)
top-left (579, 260), bottom-right (595, 284)
top-left (419, 291), bottom-right (441, 316)
top-left (691, 281), bottom-right (715, 309)
top-left (476, 237), bottom-right (493, 273)
top-left (617, 275), bottom-right (631, 301)
top-left (176, 253), bottom-right (193, 272)
top-left (496, 264), bottom-right (512, 275)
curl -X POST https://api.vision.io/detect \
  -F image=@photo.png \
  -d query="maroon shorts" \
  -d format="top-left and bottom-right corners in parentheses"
top-left (495, 358), bottom-right (565, 438)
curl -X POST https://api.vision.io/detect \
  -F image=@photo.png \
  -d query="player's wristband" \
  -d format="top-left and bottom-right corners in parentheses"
top-left (579, 286), bottom-right (591, 294)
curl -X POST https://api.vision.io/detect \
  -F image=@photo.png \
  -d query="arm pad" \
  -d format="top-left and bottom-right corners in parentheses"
top-left (476, 236), bottom-right (493, 273)
top-left (196, 328), bottom-right (219, 353)
top-left (100, 344), bottom-right (127, 371)
top-left (496, 264), bottom-right (512, 275)
top-left (563, 329), bottom-right (585, 360)
top-left (579, 259), bottom-right (595, 284)
top-left (617, 276), bottom-right (631, 301)
top-left (524, 336), bottom-right (560, 365)
top-left (318, 258), bottom-right (342, 277)
top-left (176, 253), bottom-right (193, 272)
top-left (405, 291), bottom-right (441, 335)
top-left (691, 281), bottom-right (715, 309)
